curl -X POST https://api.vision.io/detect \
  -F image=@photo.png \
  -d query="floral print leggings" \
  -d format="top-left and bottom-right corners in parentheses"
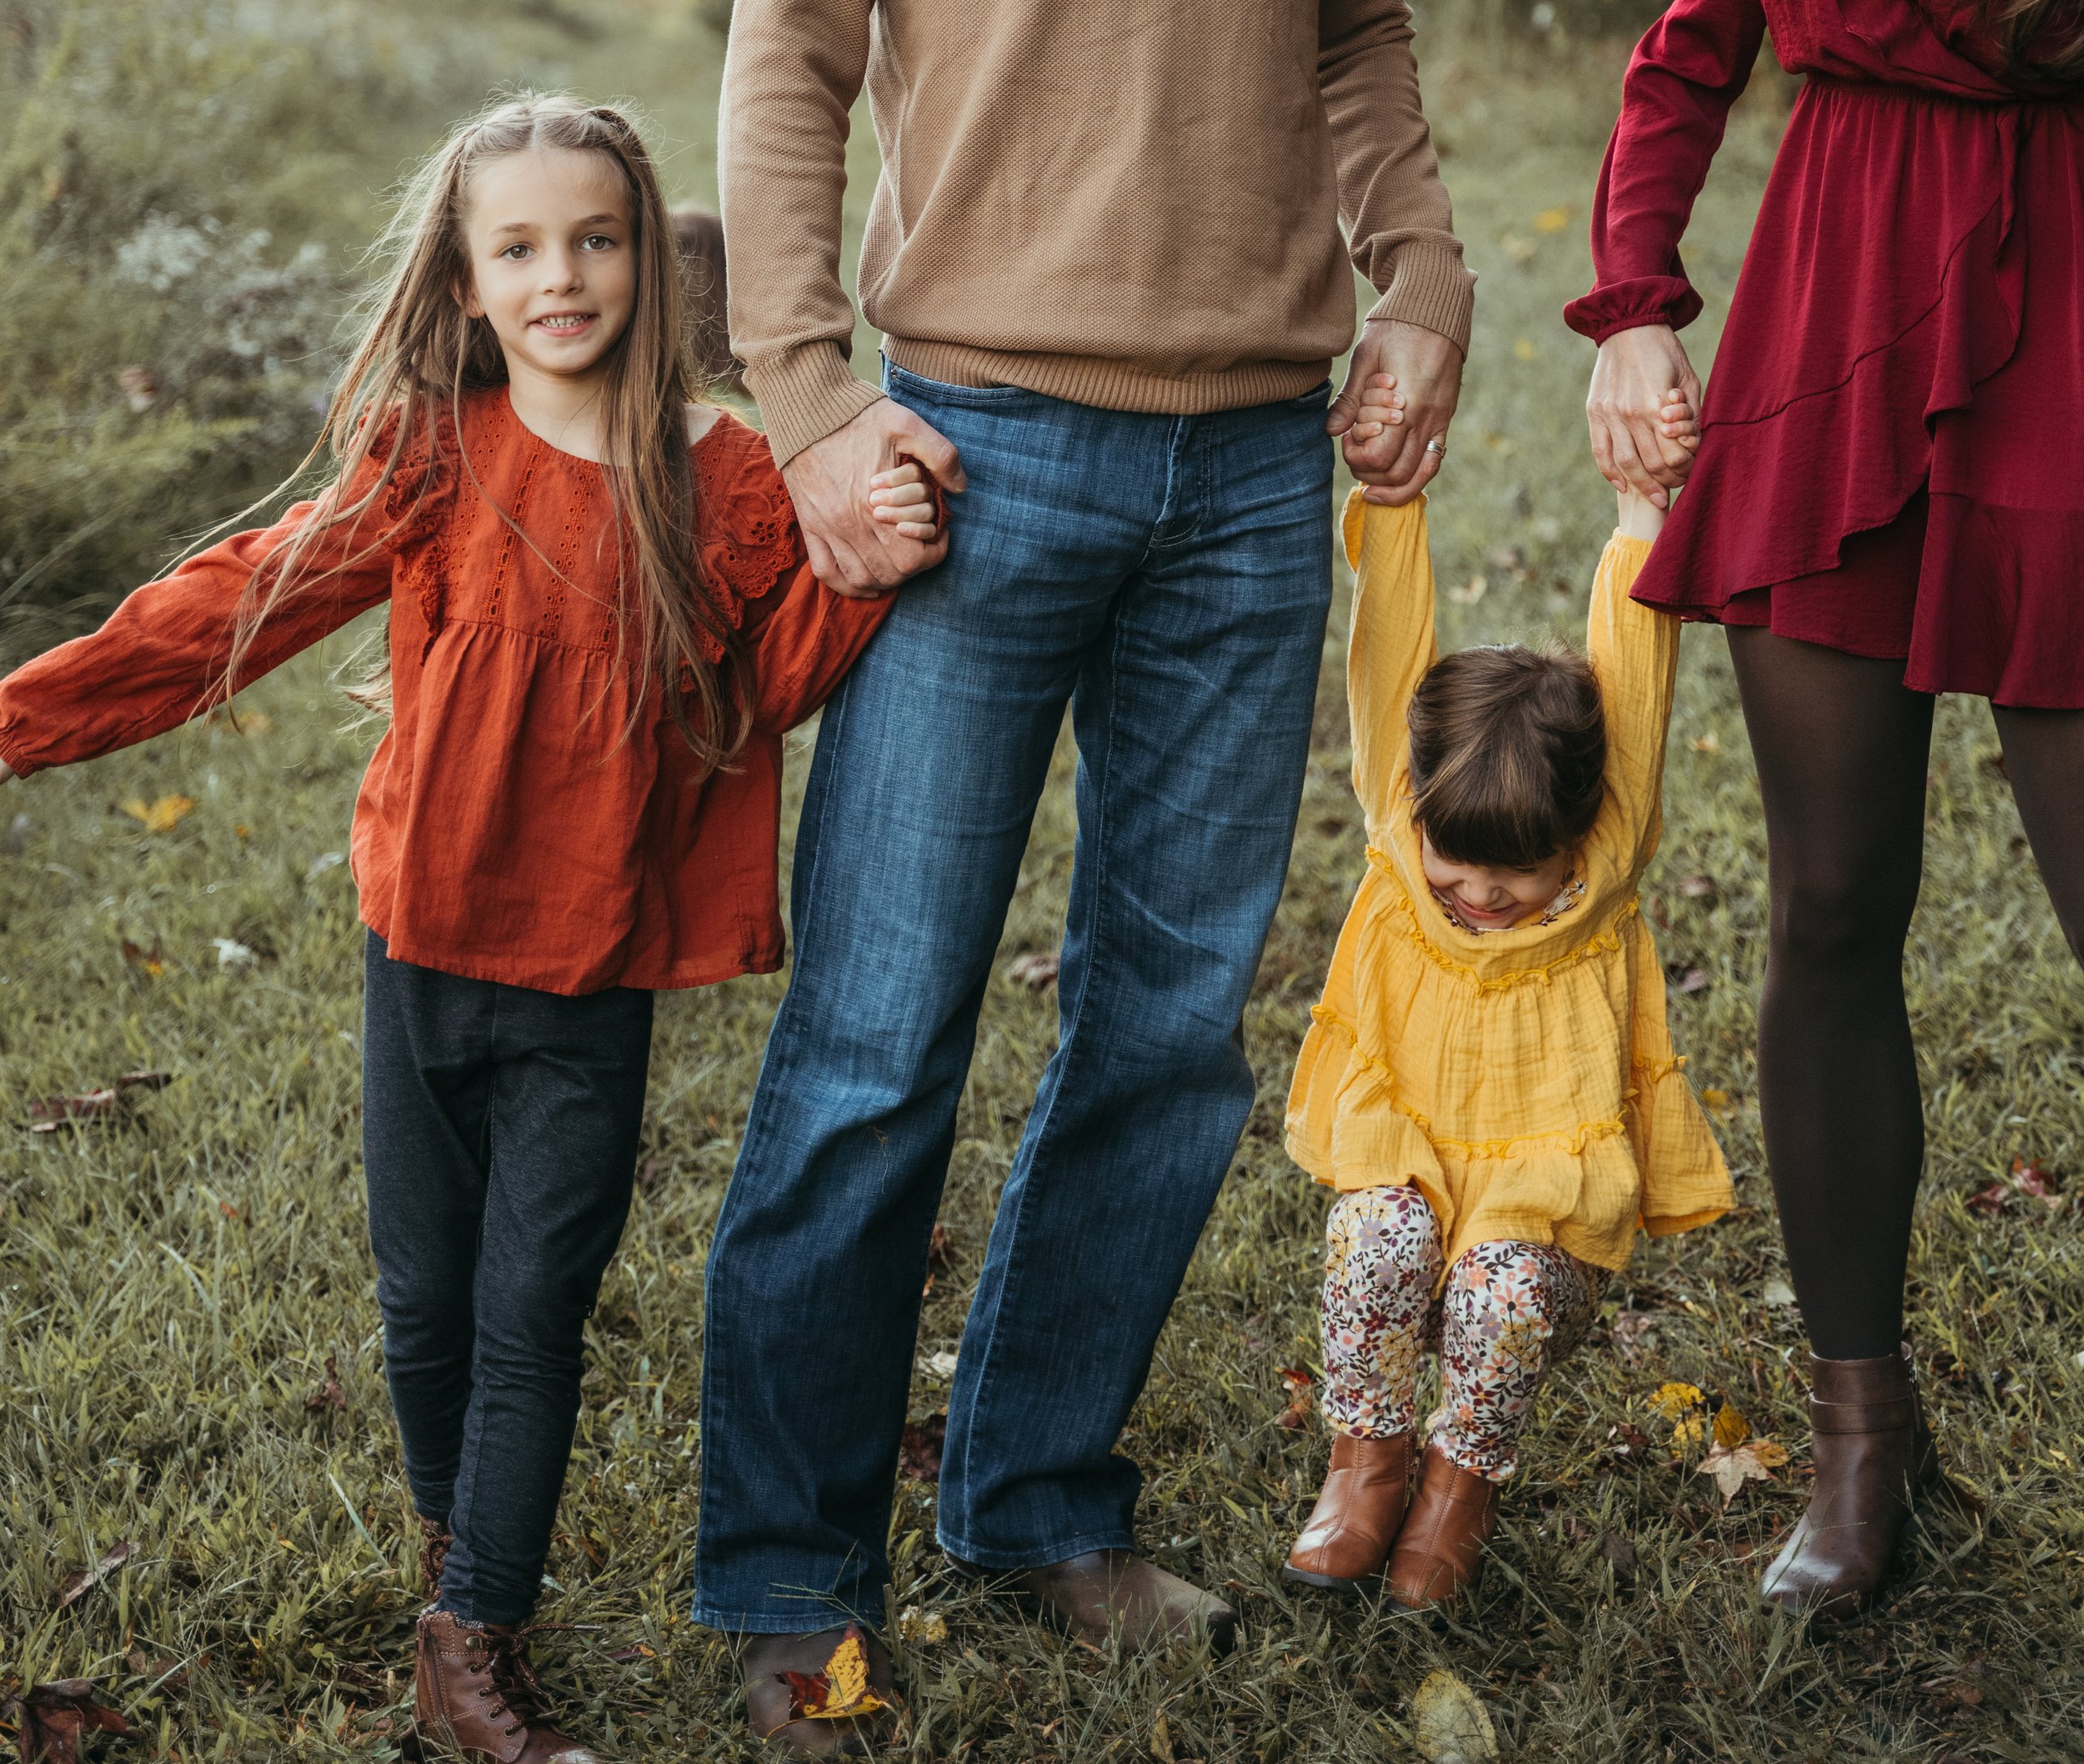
top-left (1320, 1185), bottom-right (1607, 1481)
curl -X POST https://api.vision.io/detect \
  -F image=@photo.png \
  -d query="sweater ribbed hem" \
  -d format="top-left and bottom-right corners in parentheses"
top-left (742, 341), bottom-right (885, 468)
top-left (883, 336), bottom-right (1334, 417)
top-left (1365, 241), bottom-right (1477, 354)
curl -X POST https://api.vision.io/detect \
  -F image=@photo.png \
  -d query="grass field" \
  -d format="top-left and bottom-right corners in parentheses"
top-left (4, 8), bottom-right (2083, 1761)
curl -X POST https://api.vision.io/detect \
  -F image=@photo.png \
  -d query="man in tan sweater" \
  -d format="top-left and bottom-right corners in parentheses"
top-left (699, 1), bottom-right (1473, 1745)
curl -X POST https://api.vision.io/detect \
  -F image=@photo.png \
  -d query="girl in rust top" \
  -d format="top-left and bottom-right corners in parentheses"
top-left (0, 96), bottom-right (935, 1756)
top-left (1571, 0), bottom-right (2083, 1619)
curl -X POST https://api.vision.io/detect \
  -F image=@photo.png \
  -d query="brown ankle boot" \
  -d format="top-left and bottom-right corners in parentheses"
top-left (418, 1517), bottom-right (453, 1596)
top-left (414, 1608), bottom-right (600, 1762)
top-left (1761, 1346), bottom-right (1937, 1619)
top-left (1283, 1432), bottom-right (1415, 1591)
top-left (1385, 1446), bottom-right (1500, 1611)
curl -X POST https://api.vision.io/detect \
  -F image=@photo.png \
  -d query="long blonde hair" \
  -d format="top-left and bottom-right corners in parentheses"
top-left (218, 93), bottom-right (749, 773)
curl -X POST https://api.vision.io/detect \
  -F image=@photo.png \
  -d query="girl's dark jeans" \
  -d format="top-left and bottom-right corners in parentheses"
top-left (361, 931), bottom-right (652, 1625)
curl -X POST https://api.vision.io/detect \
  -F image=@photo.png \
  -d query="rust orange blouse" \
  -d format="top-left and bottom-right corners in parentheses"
top-left (0, 390), bottom-right (890, 995)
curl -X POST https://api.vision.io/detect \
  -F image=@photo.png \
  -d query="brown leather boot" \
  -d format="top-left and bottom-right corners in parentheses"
top-left (1283, 1432), bottom-right (1414, 1591)
top-left (413, 1607), bottom-right (600, 1762)
top-left (955, 1550), bottom-right (1236, 1653)
top-left (1385, 1446), bottom-right (1500, 1611)
top-left (742, 1626), bottom-right (897, 1758)
top-left (419, 1516), bottom-right (453, 1596)
top-left (1760, 1346), bottom-right (1937, 1619)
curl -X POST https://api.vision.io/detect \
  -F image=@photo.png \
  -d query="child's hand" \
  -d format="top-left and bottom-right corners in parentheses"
top-left (1616, 388), bottom-right (1696, 539)
top-left (1346, 372), bottom-right (1405, 446)
top-left (0, 759), bottom-right (14, 784)
top-left (866, 463), bottom-right (939, 543)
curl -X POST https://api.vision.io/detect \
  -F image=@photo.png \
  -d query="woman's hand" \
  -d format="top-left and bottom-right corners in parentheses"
top-left (1587, 324), bottom-right (1702, 509)
top-left (864, 462), bottom-right (940, 544)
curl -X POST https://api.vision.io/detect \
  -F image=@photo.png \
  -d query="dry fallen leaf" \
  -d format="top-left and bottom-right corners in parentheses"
top-left (1696, 1436), bottom-right (1789, 1506)
top-left (120, 794), bottom-right (196, 834)
top-left (1649, 1381), bottom-right (1705, 1421)
top-left (1606, 1421), bottom-right (1654, 1463)
top-left (1534, 205), bottom-right (1571, 233)
top-left (54, 1541), bottom-right (138, 1611)
top-left (3, 1680), bottom-right (136, 1762)
top-left (1600, 1531), bottom-right (1638, 1583)
top-left (1700, 1087), bottom-right (1737, 1116)
top-left (897, 1606), bottom-right (947, 1646)
top-left (25, 1070), bottom-right (169, 1135)
top-left (1711, 1401), bottom-right (1751, 1449)
top-left (211, 938), bottom-right (256, 968)
top-left (304, 1354), bottom-right (347, 1416)
top-left (780, 1625), bottom-right (888, 1722)
top-left (1761, 1278), bottom-right (1797, 1307)
top-left (923, 1350), bottom-right (959, 1381)
top-left (899, 1412), bottom-right (945, 1481)
top-left (1006, 951), bottom-right (1060, 990)
top-left (1609, 1310), bottom-right (1656, 1365)
top-left (2011, 1155), bottom-right (2062, 1207)
top-left (1966, 1180), bottom-right (2011, 1218)
top-left (120, 939), bottom-right (165, 979)
top-left (927, 1223), bottom-right (954, 1270)
top-left (1411, 1668), bottom-right (1499, 1763)
top-left (1275, 1366), bottom-right (1316, 1431)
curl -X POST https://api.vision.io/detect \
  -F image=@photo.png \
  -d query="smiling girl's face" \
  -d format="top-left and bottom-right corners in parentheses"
top-left (1420, 830), bottom-right (1573, 930)
top-left (463, 145), bottom-right (636, 393)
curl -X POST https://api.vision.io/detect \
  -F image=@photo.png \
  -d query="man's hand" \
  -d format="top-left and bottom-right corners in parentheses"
top-left (782, 398), bottom-right (966, 599)
top-left (1330, 318), bottom-right (1465, 507)
top-left (1587, 323), bottom-right (1703, 509)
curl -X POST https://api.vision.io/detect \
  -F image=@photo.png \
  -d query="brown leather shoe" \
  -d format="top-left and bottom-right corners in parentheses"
top-left (962, 1550), bottom-right (1236, 1653)
top-left (742, 1626), bottom-right (896, 1758)
top-left (413, 1607), bottom-right (599, 1762)
top-left (1760, 1346), bottom-right (1938, 1620)
top-left (1385, 1446), bottom-right (1500, 1611)
top-left (1284, 1432), bottom-right (1415, 1591)
top-left (419, 1516), bottom-right (453, 1596)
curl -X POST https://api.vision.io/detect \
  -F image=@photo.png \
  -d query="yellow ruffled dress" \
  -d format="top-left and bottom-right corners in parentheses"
top-left (1285, 493), bottom-right (1734, 1275)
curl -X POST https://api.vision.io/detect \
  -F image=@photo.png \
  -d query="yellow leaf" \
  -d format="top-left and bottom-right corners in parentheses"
top-left (1673, 1413), bottom-right (1707, 1450)
top-left (1412, 1668), bottom-right (1500, 1763)
top-left (897, 1605), bottom-right (946, 1646)
top-left (791, 1626), bottom-right (889, 1721)
top-left (122, 794), bottom-right (197, 834)
top-left (1512, 336), bottom-right (1538, 362)
top-left (1534, 205), bottom-right (1571, 233)
top-left (1712, 1401), bottom-right (1751, 1449)
top-left (1649, 1381), bottom-right (1704, 1420)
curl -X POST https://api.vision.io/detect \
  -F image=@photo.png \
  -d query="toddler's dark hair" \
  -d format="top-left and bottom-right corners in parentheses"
top-left (1407, 642), bottom-right (1606, 868)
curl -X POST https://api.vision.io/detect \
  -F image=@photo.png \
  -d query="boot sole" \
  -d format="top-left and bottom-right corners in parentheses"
top-left (1280, 1562), bottom-right (1376, 1594)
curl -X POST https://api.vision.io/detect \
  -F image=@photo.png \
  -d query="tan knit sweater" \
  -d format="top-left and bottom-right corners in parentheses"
top-left (719, 0), bottom-right (1475, 464)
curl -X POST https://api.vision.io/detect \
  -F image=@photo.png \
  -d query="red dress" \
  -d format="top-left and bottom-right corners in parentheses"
top-left (0, 395), bottom-right (889, 995)
top-left (1566, 0), bottom-right (2084, 707)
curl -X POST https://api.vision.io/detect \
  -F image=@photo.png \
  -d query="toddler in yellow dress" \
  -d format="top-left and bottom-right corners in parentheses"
top-left (1282, 469), bottom-right (1733, 1611)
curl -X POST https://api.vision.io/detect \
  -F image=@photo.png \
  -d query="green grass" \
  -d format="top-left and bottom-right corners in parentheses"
top-left (5, 12), bottom-right (2084, 1761)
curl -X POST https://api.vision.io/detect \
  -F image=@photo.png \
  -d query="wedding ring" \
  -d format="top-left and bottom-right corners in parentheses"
top-left (1424, 437), bottom-right (1447, 458)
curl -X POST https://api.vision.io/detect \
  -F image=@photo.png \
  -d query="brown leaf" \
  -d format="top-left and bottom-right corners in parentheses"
top-left (1966, 1181), bottom-right (2011, 1218)
top-left (119, 939), bottom-right (165, 979)
top-left (1599, 1531), bottom-right (1637, 1583)
top-left (926, 1223), bottom-right (954, 1270)
top-left (8, 1680), bottom-right (135, 1762)
top-left (1275, 1366), bottom-right (1315, 1431)
top-left (54, 1541), bottom-right (138, 1611)
top-left (304, 1354), bottom-right (347, 1416)
top-left (1006, 951), bottom-right (1060, 990)
top-left (27, 1090), bottom-right (120, 1131)
top-left (1606, 1422), bottom-right (1654, 1463)
top-left (2011, 1155), bottom-right (2061, 1205)
top-left (1696, 1436), bottom-right (1788, 1506)
top-left (899, 1412), bottom-right (945, 1481)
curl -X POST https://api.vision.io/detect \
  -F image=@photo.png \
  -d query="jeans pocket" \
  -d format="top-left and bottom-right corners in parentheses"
top-left (883, 361), bottom-right (1047, 408)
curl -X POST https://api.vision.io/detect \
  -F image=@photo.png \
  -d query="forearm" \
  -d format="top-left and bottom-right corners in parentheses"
top-left (1320, 0), bottom-right (1475, 352)
top-left (719, 0), bottom-right (882, 466)
top-left (1343, 494), bottom-right (1439, 824)
top-left (1563, 0), bottom-right (1766, 343)
top-left (1585, 529), bottom-right (1680, 853)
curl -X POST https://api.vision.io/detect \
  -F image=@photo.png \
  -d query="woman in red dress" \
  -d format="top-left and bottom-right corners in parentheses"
top-left (1571, 0), bottom-right (2083, 1616)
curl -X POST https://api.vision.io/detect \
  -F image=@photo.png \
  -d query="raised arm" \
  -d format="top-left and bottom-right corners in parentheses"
top-left (1585, 493), bottom-right (1681, 874)
top-left (0, 500), bottom-right (392, 779)
top-left (1342, 491), bottom-right (1439, 833)
top-left (1320, 0), bottom-right (1475, 506)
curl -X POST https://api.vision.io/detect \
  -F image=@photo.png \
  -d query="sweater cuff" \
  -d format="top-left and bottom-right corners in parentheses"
top-left (1365, 241), bottom-right (1476, 356)
top-left (741, 342), bottom-right (886, 469)
top-left (0, 721), bottom-right (41, 780)
top-left (1561, 276), bottom-right (1705, 345)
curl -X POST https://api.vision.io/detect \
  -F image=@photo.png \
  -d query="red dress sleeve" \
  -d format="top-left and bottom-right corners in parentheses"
top-left (691, 416), bottom-right (898, 734)
top-left (1562, 0), bottom-right (1769, 344)
top-left (0, 482), bottom-right (400, 779)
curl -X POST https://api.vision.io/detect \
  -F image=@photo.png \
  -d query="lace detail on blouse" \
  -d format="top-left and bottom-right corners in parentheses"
top-left (371, 405), bottom-right (458, 659)
top-left (686, 421), bottom-right (808, 666)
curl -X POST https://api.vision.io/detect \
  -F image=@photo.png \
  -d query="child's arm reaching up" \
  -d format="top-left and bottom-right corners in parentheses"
top-left (1587, 464), bottom-right (1690, 872)
top-left (1342, 488), bottom-right (1440, 834)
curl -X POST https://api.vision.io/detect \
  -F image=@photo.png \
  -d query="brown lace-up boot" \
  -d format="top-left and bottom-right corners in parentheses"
top-left (418, 1517), bottom-right (453, 1596)
top-left (1760, 1346), bottom-right (1937, 1619)
top-left (1283, 1432), bottom-right (1415, 1591)
top-left (413, 1608), bottom-right (600, 1763)
top-left (1385, 1446), bottom-right (1500, 1611)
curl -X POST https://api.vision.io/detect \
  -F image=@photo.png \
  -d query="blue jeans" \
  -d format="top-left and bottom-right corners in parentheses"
top-left (694, 368), bottom-right (1333, 1631)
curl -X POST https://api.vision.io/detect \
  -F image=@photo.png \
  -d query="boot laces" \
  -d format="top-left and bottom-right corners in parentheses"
top-left (464, 1624), bottom-right (564, 1736)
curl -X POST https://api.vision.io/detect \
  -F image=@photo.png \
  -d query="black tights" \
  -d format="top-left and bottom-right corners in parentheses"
top-left (1726, 628), bottom-right (2084, 1361)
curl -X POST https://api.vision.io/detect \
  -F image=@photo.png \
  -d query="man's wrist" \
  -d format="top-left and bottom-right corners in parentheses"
top-left (1365, 241), bottom-right (1475, 357)
top-left (743, 343), bottom-right (885, 468)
